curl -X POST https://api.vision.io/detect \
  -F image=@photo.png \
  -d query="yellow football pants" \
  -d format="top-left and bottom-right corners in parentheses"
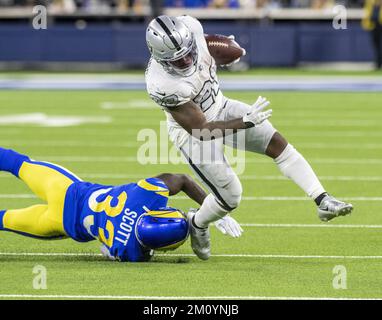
top-left (2, 160), bottom-right (80, 239)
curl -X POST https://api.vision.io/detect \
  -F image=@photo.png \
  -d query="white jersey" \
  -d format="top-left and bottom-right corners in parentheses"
top-left (145, 15), bottom-right (224, 147)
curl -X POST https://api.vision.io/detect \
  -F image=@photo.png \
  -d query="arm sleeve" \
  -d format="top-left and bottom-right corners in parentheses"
top-left (147, 83), bottom-right (192, 109)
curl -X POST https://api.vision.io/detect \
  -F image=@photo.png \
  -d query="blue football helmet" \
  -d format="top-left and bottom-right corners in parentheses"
top-left (135, 207), bottom-right (189, 251)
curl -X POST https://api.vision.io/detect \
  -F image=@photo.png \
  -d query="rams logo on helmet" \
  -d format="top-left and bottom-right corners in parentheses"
top-left (135, 208), bottom-right (189, 251)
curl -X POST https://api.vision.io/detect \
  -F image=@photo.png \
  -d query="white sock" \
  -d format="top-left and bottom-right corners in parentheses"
top-left (194, 194), bottom-right (229, 228)
top-left (274, 144), bottom-right (326, 200)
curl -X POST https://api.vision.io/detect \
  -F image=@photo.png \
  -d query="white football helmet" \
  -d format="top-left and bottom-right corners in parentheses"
top-left (146, 15), bottom-right (198, 76)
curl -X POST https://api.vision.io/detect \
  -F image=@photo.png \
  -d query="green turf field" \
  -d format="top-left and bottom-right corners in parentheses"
top-left (0, 89), bottom-right (381, 299)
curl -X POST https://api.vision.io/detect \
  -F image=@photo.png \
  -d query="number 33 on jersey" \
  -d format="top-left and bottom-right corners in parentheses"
top-left (63, 178), bottom-right (170, 262)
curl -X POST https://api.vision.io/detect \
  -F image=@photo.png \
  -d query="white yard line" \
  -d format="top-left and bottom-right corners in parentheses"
top-left (0, 194), bottom-right (36, 198)
top-left (0, 217), bottom-right (379, 229)
top-left (240, 223), bottom-right (382, 229)
top-left (1, 174), bottom-right (381, 182)
top-left (1, 127), bottom-right (381, 135)
top-left (0, 294), bottom-right (379, 300)
top-left (273, 120), bottom-right (380, 127)
top-left (35, 156), bottom-right (138, 162)
top-left (172, 196), bottom-right (382, 201)
top-left (1, 252), bottom-right (382, 260)
top-left (0, 141), bottom-right (139, 148)
top-left (1, 140), bottom-right (382, 149)
top-left (64, 118), bottom-right (382, 127)
top-left (2, 130), bottom-right (382, 138)
top-left (159, 253), bottom-right (382, 259)
top-left (1, 194), bottom-right (381, 201)
top-left (55, 174), bottom-right (382, 182)
top-left (0, 193), bottom-right (381, 201)
top-left (239, 196), bottom-right (382, 201)
top-left (0, 113), bottom-right (111, 127)
top-left (0, 252), bottom-right (99, 256)
top-left (101, 101), bottom-right (157, 109)
top-left (13, 156), bottom-right (382, 165)
top-left (296, 143), bottom-right (382, 149)
top-left (239, 175), bottom-right (382, 181)
top-left (286, 131), bottom-right (382, 138)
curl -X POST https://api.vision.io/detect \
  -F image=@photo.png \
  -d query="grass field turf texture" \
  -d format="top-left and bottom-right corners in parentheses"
top-left (0, 88), bottom-right (381, 299)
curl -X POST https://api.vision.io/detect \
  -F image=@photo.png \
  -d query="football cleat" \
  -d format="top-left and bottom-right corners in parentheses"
top-left (187, 209), bottom-right (211, 260)
top-left (317, 195), bottom-right (353, 222)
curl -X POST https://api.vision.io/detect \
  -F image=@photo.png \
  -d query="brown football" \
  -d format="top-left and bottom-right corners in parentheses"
top-left (205, 34), bottom-right (244, 66)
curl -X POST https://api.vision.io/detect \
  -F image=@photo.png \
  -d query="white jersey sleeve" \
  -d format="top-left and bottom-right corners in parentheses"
top-left (146, 61), bottom-right (193, 108)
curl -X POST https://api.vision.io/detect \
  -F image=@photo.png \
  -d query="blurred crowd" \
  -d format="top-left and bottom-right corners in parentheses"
top-left (163, 0), bottom-right (364, 9)
top-left (0, 0), bottom-right (366, 10)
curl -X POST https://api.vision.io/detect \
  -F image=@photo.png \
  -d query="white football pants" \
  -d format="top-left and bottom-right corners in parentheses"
top-left (174, 97), bottom-right (276, 211)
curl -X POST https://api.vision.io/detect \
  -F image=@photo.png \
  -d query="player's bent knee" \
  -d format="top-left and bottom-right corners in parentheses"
top-left (265, 132), bottom-right (289, 159)
top-left (274, 143), bottom-right (300, 165)
top-left (221, 176), bottom-right (242, 211)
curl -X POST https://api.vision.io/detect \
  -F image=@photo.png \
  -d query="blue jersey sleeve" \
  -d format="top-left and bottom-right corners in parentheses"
top-left (135, 177), bottom-right (170, 209)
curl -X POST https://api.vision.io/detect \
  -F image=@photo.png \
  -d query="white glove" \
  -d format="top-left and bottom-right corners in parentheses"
top-left (100, 245), bottom-right (116, 261)
top-left (242, 96), bottom-right (273, 128)
top-left (214, 215), bottom-right (243, 238)
top-left (223, 35), bottom-right (246, 67)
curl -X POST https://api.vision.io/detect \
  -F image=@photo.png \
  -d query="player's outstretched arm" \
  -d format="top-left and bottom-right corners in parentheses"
top-left (167, 100), bottom-right (246, 140)
top-left (155, 173), bottom-right (207, 205)
top-left (167, 98), bottom-right (271, 140)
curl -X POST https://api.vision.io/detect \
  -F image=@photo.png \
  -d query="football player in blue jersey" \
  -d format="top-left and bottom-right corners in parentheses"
top-left (0, 147), bottom-right (242, 262)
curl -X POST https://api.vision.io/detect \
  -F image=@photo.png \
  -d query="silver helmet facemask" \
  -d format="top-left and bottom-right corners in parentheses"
top-left (146, 16), bottom-right (198, 77)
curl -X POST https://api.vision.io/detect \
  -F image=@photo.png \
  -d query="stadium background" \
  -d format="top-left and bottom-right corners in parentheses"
top-left (0, 0), bottom-right (382, 300)
top-left (0, 0), bottom-right (377, 68)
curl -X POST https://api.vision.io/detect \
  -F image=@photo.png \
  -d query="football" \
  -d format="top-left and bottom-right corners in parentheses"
top-left (205, 34), bottom-right (245, 66)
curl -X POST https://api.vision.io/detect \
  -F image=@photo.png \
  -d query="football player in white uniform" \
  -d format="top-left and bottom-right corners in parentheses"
top-left (145, 15), bottom-right (353, 260)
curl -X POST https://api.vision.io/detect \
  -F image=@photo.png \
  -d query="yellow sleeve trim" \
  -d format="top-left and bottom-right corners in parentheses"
top-left (137, 179), bottom-right (169, 198)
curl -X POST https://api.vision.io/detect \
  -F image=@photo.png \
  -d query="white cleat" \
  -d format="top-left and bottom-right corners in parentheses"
top-left (317, 195), bottom-right (353, 222)
top-left (187, 209), bottom-right (211, 260)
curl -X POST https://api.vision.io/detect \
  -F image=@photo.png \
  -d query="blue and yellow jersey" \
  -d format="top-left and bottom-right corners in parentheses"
top-left (63, 177), bottom-right (169, 262)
